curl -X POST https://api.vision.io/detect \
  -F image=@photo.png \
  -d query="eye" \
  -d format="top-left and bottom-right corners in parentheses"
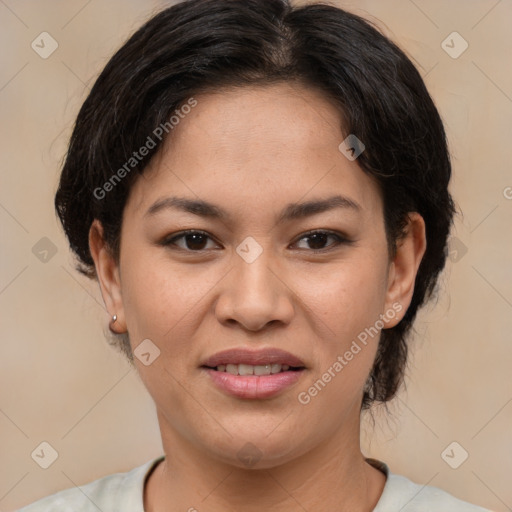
top-left (292, 230), bottom-right (351, 252)
top-left (160, 230), bottom-right (221, 251)
top-left (160, 229), bottom-right (351, 253)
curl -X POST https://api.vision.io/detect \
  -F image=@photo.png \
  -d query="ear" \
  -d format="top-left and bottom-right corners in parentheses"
top-left (382, 212), bottom-right (427, 328)
top-left (89, 219), bottom-right (127, 333)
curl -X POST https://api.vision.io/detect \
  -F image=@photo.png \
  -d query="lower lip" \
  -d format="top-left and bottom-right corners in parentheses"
top-left (203, 368), bottom-right (305, 399)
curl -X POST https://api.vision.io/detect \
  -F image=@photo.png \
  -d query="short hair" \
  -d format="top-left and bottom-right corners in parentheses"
top-left (55, 0), bottom-right (455, 409)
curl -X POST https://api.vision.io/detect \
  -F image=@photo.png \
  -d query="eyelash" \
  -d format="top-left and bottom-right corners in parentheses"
top-left (160, 229), bottom-right (352, 253)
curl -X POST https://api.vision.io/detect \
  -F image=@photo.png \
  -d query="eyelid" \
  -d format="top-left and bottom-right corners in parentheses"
top-left (290, 229), bottom-right (353, 251)
top-left (160, 229), bottom-right (223, 250)
top-left (160, 228), bottom-right (352, 253)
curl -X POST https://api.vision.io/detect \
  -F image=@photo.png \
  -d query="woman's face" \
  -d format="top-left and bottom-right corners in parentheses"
top-left (93, 82), bottom-right (423, 468)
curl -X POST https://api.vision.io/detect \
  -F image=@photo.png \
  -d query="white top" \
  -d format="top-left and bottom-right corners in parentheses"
top-left (17, 456), bottom-right (492, 511)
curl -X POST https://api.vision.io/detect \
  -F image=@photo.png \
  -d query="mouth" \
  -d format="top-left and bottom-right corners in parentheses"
top-left (200, 348), bottom-right (307, 399)
top-left (202, 363), bottom-right (304, 375)
top-left (201, 347), bottom-right (306, 369)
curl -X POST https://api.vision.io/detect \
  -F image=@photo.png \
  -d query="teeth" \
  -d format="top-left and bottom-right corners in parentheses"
top-left (226, 364), bottom-right (238, 375)
top-left (271, 363), bottom-right (281, 374)
top-left (214, 363), bottom-right (294, 375)
top-left (254, 364), bottom-right (271, 376)
top-left (238, 364), bottom-right (254, 376)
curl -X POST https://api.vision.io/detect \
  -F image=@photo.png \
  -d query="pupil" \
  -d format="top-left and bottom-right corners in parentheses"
top-left (186, 234), bottom-right (207, 250)
top-left (308, 233), bottom-right (327, 249)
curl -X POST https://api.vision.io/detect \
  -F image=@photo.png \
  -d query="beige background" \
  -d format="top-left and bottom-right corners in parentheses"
top-left (1, 1), bottom-right (511, 510)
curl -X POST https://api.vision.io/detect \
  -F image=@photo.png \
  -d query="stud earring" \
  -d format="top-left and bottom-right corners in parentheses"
top-left (109, 314), bottom-right (118, 332)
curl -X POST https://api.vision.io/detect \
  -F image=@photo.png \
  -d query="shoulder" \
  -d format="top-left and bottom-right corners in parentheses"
top-left (374, 469), bottom-right (493, 511)
top-left (16, 456), bottom-right (164, 512)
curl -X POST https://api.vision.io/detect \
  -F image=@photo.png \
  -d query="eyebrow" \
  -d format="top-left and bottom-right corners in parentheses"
top-left (144, 194), bottom-right (361, 223)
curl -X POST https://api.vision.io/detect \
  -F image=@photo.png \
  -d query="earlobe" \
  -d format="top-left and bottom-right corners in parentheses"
top-left (382, 212), bottom-right (427, 329)
top-left (88, 220), bottom-right (127, 333)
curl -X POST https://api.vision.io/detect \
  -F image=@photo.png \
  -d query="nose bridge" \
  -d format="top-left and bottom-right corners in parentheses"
top-left (215, 237), bottom-right (294, 330)
top-left (235, 244), bottom-right (275, 297)
top-left (233, 239), bottom-right (278, 303)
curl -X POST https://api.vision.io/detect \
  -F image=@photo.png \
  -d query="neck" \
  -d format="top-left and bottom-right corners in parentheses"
top-left (145, 409), bottom-right (386, 512)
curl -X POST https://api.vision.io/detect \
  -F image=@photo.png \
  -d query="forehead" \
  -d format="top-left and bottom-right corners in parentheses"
top-left (126, 83), bottom-right (382, 221)
top-left (169, 83), bottom-right (345, 160)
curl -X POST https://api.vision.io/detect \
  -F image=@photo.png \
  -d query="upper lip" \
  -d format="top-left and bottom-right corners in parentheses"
top-left (201, 348), bottom-right (306, 368)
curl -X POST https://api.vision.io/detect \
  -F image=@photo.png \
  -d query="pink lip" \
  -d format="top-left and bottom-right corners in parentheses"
top-left (201, 347), bottom-right (306, 368)
top-left (204, 368), bottom-right (305, 399)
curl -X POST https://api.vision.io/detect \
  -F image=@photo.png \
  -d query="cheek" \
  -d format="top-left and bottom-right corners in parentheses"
top-left (120, 249), bottom-right (217, 354)
top-left (119, 253), bottom-right (207, 411)
top-left (294, 261), bottom-right (387, 417)
top-left (297, 255), bottom-right (389, 342)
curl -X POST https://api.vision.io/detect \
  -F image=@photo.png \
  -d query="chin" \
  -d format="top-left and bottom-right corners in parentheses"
top-left (201, 429), bottom-right (310, 470)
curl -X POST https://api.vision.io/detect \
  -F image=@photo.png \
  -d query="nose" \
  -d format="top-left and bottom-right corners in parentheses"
top-left (214, 248), bottom-right (295, 332)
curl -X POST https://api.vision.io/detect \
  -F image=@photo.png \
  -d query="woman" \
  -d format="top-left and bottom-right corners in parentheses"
top-left (18, 0), bottom-right (492, 510)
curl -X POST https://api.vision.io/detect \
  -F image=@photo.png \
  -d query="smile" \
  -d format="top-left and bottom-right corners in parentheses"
top-left (202, 366), bottom-right (306, 399)
top-left (207, 363), bottom-right (302, 375)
